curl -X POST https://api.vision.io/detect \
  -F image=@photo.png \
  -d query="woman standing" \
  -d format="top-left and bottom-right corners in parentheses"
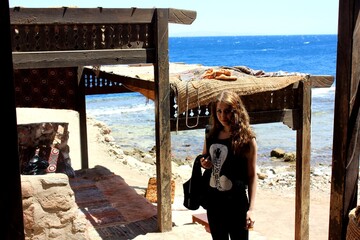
top-left (200, 90), bottom-right (257, 240)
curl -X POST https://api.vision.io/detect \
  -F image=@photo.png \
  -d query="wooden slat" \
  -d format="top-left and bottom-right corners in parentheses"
top-left (168, 8), bottom-right (197, 25)
top-left (309, 75), bottom-right (335, 88)
top-left (9, 7), bottom-right (196, 25)
top-left (82, 67), bottom-right (155, 95)
top-left (12, 49), bottom-right (155, 69)
top-left (96, 69), bottom-right (155, 91)
top-left (9, 7), bottom-right (155, 24)
top-left (295, 80), bottom-right (311, 240)
top-left (250, 109), bottom-right (300, 129)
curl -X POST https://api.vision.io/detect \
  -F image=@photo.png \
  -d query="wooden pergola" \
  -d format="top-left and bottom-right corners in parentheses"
top-left (2, 1), bottom-right (360, 240)
top-left (8, 6), bottom-right (197, 235)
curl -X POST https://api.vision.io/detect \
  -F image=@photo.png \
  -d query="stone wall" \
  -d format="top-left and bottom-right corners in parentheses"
top-left (21, 173), bottom-right (90, 240)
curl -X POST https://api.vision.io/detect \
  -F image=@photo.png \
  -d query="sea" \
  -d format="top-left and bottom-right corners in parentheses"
top-left (86, 34), bottom-right (337, 167)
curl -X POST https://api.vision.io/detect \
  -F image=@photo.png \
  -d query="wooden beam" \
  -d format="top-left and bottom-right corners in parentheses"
top-left (153, 9), bottom-right (172, 232)
top-left (168, 8), bottom-right (197, 25)
top-left (100, 72), bottom-right (155, 91)
top-left (170, 109), bottom-right (301, 132)
top-left (10, 7), bottom-right (196, 25)
top-left (10, 7), bottom-right (155, 24)
top-left (309, 75), bottom-right (335, 88)
top-left (295, 80), bottom-right (311, 240)
top-left (250, 109), bottom-right (300, 129)
top-left (12, 49), bottom-right (155, 69)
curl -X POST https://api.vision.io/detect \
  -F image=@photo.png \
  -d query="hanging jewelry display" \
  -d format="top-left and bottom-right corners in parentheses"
top-left (172, 87), bottom-right (180, 133)
top-left (185, 79), bottom-right (200, 128)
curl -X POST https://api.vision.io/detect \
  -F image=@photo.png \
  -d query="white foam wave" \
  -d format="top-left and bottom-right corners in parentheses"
top-left (88, 104), bottom-right (154, 116)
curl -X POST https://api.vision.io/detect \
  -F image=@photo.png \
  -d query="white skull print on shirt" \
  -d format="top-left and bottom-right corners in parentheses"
top-left (209, 143), bottom-right (233, 191)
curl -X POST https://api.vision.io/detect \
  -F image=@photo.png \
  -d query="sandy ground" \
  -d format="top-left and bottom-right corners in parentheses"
top-left (83, 117), bottom-right (332, 240)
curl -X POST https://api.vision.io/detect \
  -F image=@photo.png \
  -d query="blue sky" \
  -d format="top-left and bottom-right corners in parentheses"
top-left (9, 0), bottom-right (339, 37)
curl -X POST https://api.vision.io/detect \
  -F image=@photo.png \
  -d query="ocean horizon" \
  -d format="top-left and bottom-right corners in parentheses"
top-left (86, 34), bottom-right (337, 167)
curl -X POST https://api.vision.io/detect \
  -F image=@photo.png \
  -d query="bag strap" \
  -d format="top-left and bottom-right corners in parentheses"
top-left (191, 154), bottom-right (204, 178)
top-left (204, 125), bottom-right (211, 155)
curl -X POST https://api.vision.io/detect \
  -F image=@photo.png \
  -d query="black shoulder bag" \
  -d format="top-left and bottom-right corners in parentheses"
top-left (183, 154), bottom-right (211, 210)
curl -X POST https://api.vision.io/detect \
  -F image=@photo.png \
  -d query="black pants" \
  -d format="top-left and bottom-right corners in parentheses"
top-left (206, 186), bottom-right (249, 240)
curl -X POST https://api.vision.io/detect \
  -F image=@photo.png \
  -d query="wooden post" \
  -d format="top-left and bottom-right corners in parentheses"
top-left (295, 79), bottom-right (311, 240)
top-left (154, 9), bottom-right (173, 232)
top-left (329, 0), bottom-right (360, 239)
top-left (2, 0), bottom-right (25, 239)
top-left (77, 67), bottom-right (89, 169)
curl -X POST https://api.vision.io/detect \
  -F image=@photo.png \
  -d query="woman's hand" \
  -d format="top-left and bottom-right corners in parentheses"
top-left (245, 209), bottom-right (255, 230)
top-left (200, 156), bottom-right (212, 169)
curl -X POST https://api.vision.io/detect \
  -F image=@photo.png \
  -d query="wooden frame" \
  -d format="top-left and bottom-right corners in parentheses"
top-left (7, 6), bottom-right (348, 240)
top-left (10, 6), bottom-right (196, 233)
top-left (4, 3), bottom-right (359, 240)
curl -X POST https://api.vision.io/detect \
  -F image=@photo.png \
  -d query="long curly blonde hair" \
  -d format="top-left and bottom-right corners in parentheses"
top-left (208, 90), bottom-right (256, 154)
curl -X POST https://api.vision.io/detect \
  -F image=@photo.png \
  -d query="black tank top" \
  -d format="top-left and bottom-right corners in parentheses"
top-left (206, 136), bottom-right (249, 191)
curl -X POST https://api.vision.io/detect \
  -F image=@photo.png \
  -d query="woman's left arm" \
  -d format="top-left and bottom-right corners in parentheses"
top-left (246, 138), bottom-right (258, 224)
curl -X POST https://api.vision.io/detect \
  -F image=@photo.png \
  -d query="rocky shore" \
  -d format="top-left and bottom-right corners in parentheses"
top-left (88, 117), bottom-right (333, 197)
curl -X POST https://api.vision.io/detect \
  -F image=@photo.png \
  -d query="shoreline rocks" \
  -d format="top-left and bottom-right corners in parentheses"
top-left (89, 117), bottom-right (334, 195)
